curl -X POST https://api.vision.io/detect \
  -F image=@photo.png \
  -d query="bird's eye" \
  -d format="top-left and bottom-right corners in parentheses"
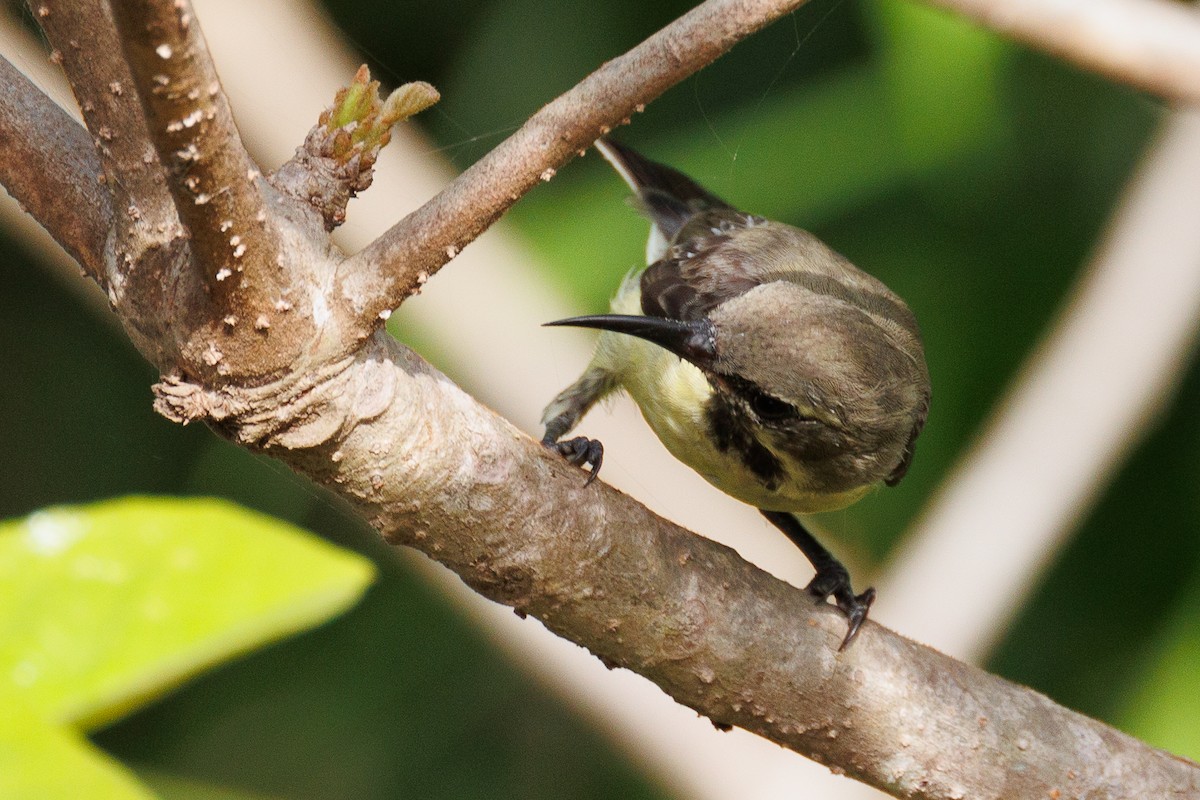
top-left (749, 391), bottom-right (793, 421)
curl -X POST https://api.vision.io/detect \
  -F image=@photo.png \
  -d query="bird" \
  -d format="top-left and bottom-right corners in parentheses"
top-left (540, 138), bottom-right (930, 649)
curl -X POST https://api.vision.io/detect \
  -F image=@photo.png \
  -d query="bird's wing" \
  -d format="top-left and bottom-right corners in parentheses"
top-left (595, 137), bottom-right (766, 322)
top-left (639, 214), bottom-right (760, 321)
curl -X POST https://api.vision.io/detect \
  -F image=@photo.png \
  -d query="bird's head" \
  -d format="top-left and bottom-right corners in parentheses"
top-left (546, 280), bottom-right (929, 494)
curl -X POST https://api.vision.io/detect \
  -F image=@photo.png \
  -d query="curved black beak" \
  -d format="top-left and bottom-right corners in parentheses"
top-left (544, 314), bottom-right (716, 369)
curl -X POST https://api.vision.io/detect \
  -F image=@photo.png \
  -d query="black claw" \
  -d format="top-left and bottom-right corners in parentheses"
top-left (543, 435), bottom-right (604, 484)
top-left (760, 511), bottom-right (874, 652)
top-left (804, 565), bottom-right (875, 651)
top-left (834, 586), bottom-right (875, 651)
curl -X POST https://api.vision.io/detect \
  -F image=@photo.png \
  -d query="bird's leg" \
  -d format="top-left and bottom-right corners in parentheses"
top-left (540, 366), bottom-right (614, 484)
top-left (760, 510), bottom-right (875, 651)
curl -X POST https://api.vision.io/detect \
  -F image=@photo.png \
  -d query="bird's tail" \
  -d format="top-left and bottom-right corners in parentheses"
top-left (594, 137), bottom-right (729, 244)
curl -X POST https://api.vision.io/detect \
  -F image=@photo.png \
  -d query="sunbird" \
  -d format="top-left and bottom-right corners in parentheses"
top-left (541, 139), bottom-right (930, 649)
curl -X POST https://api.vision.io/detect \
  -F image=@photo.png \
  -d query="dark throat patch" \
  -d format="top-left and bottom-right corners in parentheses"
top-left (705, 394), bottom-right (784, 490)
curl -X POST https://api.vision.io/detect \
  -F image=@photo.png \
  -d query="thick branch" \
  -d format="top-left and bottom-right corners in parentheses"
top-left (29, 0), bottom-right (325, 381)
top-left (107, 0), bottom-right (281, 308)
top-left (339, 0), bottom-right (810, 328)
top-left (0, 55), bottom-right (110, 282)
top-left (926, 0), bottom-right (1200, 104)
top-left (151, 332), bottom-right (1200, 800)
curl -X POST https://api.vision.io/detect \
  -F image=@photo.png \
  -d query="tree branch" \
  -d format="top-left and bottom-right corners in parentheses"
top-left (32, 0), bottom-right (330, 380)
top-left (0, 55), bottom-right (110, 282)
top-left (35, 0), bottom-right (175, 234)
top-left (161, 329), bottom-right (1198, 800)
top-left (338, 0), bottom-right (810, 331)
top-left (339, 0), bottom-right (1200, 336)
top-left (926, 0), bottom-right (1200, 105)
top-left (107, 0), bottom-right (282, 311)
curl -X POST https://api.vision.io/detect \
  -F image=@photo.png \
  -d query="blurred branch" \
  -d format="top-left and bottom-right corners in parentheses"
top-left (925, 0), bottom-right (1200, 104)
top-left (878, 106), bottom-right (1200, 661)
top-left (340, 0), bottom-right (811, 332)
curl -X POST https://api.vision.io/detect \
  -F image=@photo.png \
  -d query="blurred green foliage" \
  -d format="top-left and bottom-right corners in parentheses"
top-left (3, 0), bottom-right (1199, 796)
top-left (0, 498), bottom-right (373, 799)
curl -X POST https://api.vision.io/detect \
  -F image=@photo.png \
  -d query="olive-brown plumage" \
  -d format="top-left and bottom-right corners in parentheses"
top-left (541, 138), bottom-right (930, 648)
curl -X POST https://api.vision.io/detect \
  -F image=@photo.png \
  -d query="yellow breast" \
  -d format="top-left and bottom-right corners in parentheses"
top-left (593, 281), bottom-right (870, 513)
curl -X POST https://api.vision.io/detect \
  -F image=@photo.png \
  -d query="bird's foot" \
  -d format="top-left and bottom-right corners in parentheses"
top-left (805, 566), bottom-right (876, 651)
top-left (543, 435), bottom-right (604, 485)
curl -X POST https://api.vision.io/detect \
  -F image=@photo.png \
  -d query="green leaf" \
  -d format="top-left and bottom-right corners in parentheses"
top-left (0, 496), bottom-right (375, 731)
top-left (0, 708), bottom-right (155, 800)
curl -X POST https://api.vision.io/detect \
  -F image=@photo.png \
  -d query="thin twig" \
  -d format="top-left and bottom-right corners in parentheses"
top-left (340, 0), bottom-right (1200, 337)
top-left (339, 0), bottom-right (810, 330)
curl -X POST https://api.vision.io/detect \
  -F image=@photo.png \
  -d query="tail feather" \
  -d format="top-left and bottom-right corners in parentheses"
top-left (595, 137), bottom-right (729, 241)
